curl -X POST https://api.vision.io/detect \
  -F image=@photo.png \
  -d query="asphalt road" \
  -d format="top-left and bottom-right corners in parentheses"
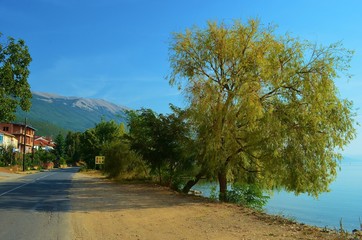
top-left (0, 167), bottom-right (79, 240)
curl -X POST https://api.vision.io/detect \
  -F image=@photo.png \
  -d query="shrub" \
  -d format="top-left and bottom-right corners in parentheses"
top-left (0, 146), bottom-right (15, 166)
top-left (226, 183), bottom-right (270, 210)
top-left (103, 141), bottom-right (148, 179)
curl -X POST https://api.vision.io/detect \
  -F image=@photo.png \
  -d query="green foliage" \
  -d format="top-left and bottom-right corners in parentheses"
top-left (54, 133), bottom-right (65, 159)
top-left (127, 109), bottom-right (161, 175)
top-left (80, 120), bottom-right (124, 168)
top-left (94, 119), bottom-right (124, 145)
top-left (127, 107), bottom-right (197, 188)
top-left (103, 141), bottom-right (147, 179)
top-left (226, 183), bottom-right (270, 210)
top-left (59, 157), bottom-right (66, 165)
top-left (79, 128), bottom-right (99, 168)
top-left (209, 185), bottom-right (218, 201)
top-left (0, 146), bottom-right (15, 166)
top-left (77, 119), bottom-right (148, 178)
top-left (33, 149), bottom-right (56, 166)
top-left (64, 131), bottom-right (82, 163)
top-left (0, 33), bottom-right (32, 122)
top-left (168, 19), bottom-right (356, 200)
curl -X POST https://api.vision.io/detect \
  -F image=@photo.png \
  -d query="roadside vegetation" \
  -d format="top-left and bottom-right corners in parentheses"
top-left (0, 18), bottom-right (357, 214)
top-left (72, 18), bottom-right (356, 210)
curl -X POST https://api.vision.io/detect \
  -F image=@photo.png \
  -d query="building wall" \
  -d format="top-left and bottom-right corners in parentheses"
top-left (1, 123), bottom-right (13, 133)
top-left (0, 130), bottom-right (18, 150)
top-left (0, 123), bottom-right (35, 154)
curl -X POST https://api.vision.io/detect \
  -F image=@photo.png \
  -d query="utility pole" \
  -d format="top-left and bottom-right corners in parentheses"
top-left (23, 118), bottom-right (27, 172)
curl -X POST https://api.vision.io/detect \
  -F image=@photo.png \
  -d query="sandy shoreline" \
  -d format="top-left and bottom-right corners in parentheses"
top-left (70, 172), bottom-right (358, 240)
top-left (0, 167), bottom-right (359, 239)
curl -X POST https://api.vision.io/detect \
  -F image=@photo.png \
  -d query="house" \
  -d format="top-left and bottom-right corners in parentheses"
top-left (0, 130), bottom-right (18, 150)
top-left (34, 136), bottom-right (55, 151)
top-left (0, 122), bottom-right (36, 154)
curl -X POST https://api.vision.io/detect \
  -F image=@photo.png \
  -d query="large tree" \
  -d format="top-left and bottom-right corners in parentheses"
top-left (0, 33), bottom-right (32, 121)
top-left (168, 19), bottom-right (356, 200)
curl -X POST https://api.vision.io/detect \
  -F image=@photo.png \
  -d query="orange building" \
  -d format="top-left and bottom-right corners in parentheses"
top-left (0, 122), bottom-right (36, 154)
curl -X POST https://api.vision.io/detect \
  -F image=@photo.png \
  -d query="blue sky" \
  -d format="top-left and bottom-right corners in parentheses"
top-left (1, 0), bottom-right (362, 156)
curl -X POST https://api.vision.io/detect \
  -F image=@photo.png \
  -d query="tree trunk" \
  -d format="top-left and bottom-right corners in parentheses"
top-left (182, 172), bottom-right (204, 193)
top-left (218, 169), bottom-right (228, 202)
top-left (158, 165), bottom-right (162, 184)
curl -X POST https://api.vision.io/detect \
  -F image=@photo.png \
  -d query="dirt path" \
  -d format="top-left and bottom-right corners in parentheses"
top-left (69, 172), bottom-right (350, 240)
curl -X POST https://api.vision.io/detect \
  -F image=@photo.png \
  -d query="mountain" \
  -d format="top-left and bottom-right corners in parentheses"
top-left (16, 92), bottom-right (129, 136)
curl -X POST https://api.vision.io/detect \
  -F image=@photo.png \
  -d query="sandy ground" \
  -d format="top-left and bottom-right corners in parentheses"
top-left (69, 172), bottom-right (356, 240)
top-left (0, 166), bottom-right (37, 180)
top-left (0, 167), bottom-right (357, 239)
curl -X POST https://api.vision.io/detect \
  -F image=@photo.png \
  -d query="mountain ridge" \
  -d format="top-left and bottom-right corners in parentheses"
top-left (16, 92), bottom-right (129, 136)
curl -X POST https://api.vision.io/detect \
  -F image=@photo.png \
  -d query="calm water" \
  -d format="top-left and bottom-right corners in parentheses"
top-left (193, 157), bottom-right (362, 231)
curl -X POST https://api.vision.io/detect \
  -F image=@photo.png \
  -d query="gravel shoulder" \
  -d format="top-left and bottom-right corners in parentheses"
top-left (69, 172), bottom-right (352, 240)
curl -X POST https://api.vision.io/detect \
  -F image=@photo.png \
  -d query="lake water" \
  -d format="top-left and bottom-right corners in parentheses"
top-left (193, 157), bottom-right (362, 232)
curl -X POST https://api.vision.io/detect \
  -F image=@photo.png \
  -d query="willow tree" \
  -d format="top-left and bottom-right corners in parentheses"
top-left (168, 19), bottom-right (356, 201)
top-left (0, 33), bottom-right (32, 121)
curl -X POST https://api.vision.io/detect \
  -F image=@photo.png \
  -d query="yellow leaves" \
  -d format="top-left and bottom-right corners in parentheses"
top-left (168, 18), bottom-right (356, 197)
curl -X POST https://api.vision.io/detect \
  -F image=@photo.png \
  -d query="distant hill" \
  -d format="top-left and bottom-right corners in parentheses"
top-left (16, 92), bottom-right (129, 136)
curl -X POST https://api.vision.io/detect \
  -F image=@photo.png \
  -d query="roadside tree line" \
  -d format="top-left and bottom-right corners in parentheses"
top-left (61, 108), bottom-right (200, 193)
top-left (0, 18), bottom-right (356, 207)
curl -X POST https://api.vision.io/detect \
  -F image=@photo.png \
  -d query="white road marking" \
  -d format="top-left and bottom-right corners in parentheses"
top-left (0, 172), bottom-right (57, 197)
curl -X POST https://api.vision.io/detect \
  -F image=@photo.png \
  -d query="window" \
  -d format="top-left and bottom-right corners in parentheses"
top-left (3, 127), bottom-right (9, 131)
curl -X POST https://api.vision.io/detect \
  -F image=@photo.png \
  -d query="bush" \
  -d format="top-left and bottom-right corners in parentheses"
top-left (33, 149), bottom-right (56, 165)
top-left (226, 183), bottom-right (270, 210)
top-left (0, 146), bottom-right (15, 166)
top-left (162, 173), bottom-right (184, 191)
top-left (103, 141), bottom-right (149, 179)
